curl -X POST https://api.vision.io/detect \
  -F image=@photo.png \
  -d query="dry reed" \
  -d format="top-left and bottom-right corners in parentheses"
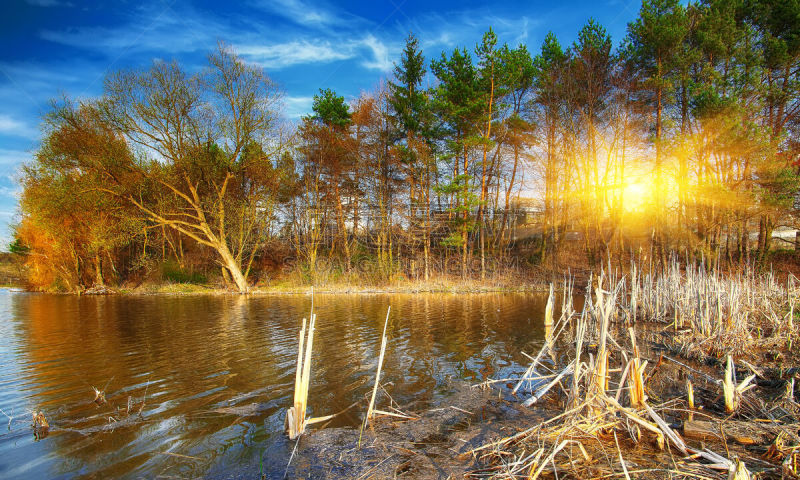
top-left (468, 261), bottom-right (800, 480)
top-left (286, 313), bottom-right (336, 439)
top-left (365, 306), bottom-right (391, 424)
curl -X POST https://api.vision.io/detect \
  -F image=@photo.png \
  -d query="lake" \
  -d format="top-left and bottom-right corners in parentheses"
top-left (0, 290), bottom-right (549, 479)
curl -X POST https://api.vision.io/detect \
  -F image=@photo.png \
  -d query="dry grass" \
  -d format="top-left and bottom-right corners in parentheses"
top-left (467, 261), bottom-right (800, 479)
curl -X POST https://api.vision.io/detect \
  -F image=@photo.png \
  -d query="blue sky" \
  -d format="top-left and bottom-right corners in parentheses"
top-left (0, 0), bottom-right (641, 248)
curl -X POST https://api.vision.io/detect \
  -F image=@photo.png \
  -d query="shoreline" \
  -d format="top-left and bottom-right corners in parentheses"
top-left (12, 279), bottom-right (552, 296)
top-left (121, 285), bottom-right (547, 296)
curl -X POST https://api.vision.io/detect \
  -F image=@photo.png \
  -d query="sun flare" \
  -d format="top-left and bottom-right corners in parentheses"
top-left (621, 180), bottom-right (652, 212)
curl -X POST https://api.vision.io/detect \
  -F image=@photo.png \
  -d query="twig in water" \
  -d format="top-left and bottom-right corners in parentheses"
top-left (138, 377), bottom-right (151, 416)
top-left (283, 438), bottom-right (300, 479)
top-left (0, 407), bottom-right (13, 430)
top-left (158, 451), bottom-right (201, 461)
top-left (513, 342), bottom-right (550, 395)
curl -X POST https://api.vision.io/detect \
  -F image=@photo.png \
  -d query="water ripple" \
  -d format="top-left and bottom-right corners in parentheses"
top-left (0, 291), bottom-right (547, 479)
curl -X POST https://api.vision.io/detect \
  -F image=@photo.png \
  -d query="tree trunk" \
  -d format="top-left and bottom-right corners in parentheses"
top-left (218, 242), bottom-right (248, 293)
top-left (94, 253), bottom-right (103, 286)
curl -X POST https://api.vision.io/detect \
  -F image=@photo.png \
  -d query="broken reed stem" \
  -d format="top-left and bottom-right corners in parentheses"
top-left (300, 314), bottom-right (316, 421)
top-left (366, 306), bottom-right (391, 424)
top-left (592, 282), bottom-right (612, 398)
top-left (288, 314), bottom-right (316, 440)
top-left (544, 283), bottom-right (555, 342)
top-left (293, 318), bottom-right (307, 412)
top-left (722, 355), bottom-right (756, 415)
top-left (571, 311), bottom-right (586, 409)
top-left (513, 342), bottom-right (550, 395)
top-left (724, 355), bottom-right (738, 414)
top-left (627, 327), bottom-right (645, 408)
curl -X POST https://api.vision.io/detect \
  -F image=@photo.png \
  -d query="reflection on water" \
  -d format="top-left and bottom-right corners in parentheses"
top-left (0, 290), bottom-right (548, 479)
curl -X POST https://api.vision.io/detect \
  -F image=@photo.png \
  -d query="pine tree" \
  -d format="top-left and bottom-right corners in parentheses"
top-left (431, 47), bottom-right (484, 278)
top-left (571, 19), bottom-right (613, 265)
top-left (626, 0), bottom-right (689, 262)
top-left (389, 33), bottom-right (433, 280)
top-left (535, 33), bottom-right (568, 261)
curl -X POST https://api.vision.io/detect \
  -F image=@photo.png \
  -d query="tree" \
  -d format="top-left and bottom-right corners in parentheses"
top-left (746, 0), bottom-right (800, 255)
top-left (495, 43), bottom-right (536, 251)
top-left (40, 45), bottom-right (283, 293)
top-left (535, 33), bottom-right (569, 261)
top-left (570, 19), bottom-right (614, 264)
top-left (306, 88), bottom-right (356, 271)
top-left (626, 0), bottom-right (689, 261)
top-left (18, 116), bottom-right (142, 290)
top-left (389, 33), bottom-right (433, 280)
top-left (431, 47), bottom-right (484, 278)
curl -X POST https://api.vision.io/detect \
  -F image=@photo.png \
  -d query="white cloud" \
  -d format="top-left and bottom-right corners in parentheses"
top-left (360, 35), bottom-right (393, 71)
top-left (250, 0), bottom-right (363, 29)
top-left (516, 17), bottom-right (530, 45)
top-left (398, 10), bottom-right (540, 54)
top-left (39, 3), bottom-right (222, 55)
top-left (0, 186), bottom-right (22, 200)
top-left (0, 115), bottom-right (37, 140)
top-left (283, 96), bottom-right (314, 119)
top-left (25, 0), bottom-right (68, 6)
top-left (237, 40), bottom-right (353, 69)
top-left (0, 149), bottom-right (32, 167)
top-left (237, 35), bottom-right (396, 71)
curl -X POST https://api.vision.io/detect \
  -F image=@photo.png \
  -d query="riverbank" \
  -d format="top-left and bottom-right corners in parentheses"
top-left (271, 261), bottom-right (800, 479)
top-left (61, 272), bottom-right (547, 295)
top-left (275, 337), bottom-right (799, 479)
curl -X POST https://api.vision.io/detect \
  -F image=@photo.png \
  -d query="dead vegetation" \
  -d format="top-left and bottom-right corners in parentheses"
top-left (31, 411), bottom-right (49, 440)
top-left (465, 260), bottom-right (800, 479)
top-left (277, 259), bottom-right (799, 479)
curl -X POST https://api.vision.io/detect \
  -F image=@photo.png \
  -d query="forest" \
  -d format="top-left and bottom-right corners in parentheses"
top-left (12, 0), bottom-right (800, 293)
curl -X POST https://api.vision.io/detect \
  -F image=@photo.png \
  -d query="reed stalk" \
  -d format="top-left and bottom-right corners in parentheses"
top-left (287, 314), bottom-right (316, 439)
top-left (722, 355), bottom-right (756, 414)
top-left (627, 327), bottom-right (645, 408)
top-left (470, 256), bottom-right (800, 479)
top-left (365, 306), bottom-right (391, 424)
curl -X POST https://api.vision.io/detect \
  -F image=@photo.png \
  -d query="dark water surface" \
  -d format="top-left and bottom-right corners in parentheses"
top-left (0, 290), bottom-right (548, 479)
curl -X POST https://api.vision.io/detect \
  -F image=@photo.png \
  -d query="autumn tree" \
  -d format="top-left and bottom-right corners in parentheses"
top-left (17, 104), bottom-right (142, 290)
top-left (33, 45), bottom-right (284, 293)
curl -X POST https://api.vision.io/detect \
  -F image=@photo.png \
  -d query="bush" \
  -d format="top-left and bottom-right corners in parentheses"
top-left (161, 261), bottom-right (207, 284)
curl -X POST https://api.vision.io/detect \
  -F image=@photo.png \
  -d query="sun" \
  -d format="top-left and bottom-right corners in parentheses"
top-left (621, 180), bottom-right (651, 212)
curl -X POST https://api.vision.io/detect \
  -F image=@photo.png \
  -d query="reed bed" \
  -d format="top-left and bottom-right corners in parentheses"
top-left (623, 258), bottom-right (798, 358)
top-left (468, 261), bottom-right (800, 480)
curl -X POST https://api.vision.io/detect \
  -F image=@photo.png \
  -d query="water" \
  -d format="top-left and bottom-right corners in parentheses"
top-left (0, 290), bottom-right (548, 479)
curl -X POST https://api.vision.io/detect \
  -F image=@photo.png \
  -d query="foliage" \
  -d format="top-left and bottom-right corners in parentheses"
top-left (15, 2), bottom-right (800, 289)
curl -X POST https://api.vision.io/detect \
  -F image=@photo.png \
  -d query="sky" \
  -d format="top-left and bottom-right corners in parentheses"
top-left (0, 0), bottom-right (642, 248)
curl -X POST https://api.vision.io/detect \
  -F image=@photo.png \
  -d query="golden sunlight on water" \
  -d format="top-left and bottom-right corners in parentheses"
top-left (0, 290), bottom-right (550, 479)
